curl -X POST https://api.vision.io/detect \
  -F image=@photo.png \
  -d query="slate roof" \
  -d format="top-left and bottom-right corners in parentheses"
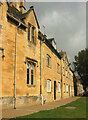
top-left (7, 3), bottom-right (40, 29)
top-left (38, 31), bottom-right (61, 59)
top-left (7, 5), bottom-right (26, 22)
top-left (23, 6), bottom-right (40, 29)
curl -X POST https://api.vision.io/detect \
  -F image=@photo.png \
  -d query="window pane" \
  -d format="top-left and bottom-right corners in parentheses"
top-left (27, 63), bottom-right (30, 84)
top-left (32, 27), bottom-right (34, 43)
top-left (47, 80), bottom-right (51, 92)
top-left (57, 64), bottom-right (59, 72)
top-left (28, 24), bottom-right (30, 40)
top-left (66, 85), bottom-right (68, 92)
top-left (58, 82), bottom-right (60, 92)
top-left (63, 83), bottom-right (65, 92)
top-left (31, 64), bottom-right (34, 85)
top-left (47, 54), bottom-right (50, 67)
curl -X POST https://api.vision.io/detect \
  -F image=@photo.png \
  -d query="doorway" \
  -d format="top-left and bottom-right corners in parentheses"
top-left (54, 81), bottom-right (56, 100)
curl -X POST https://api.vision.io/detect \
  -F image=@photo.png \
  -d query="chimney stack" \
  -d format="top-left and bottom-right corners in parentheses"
top-left (19, 0), bottom-right (26, 14)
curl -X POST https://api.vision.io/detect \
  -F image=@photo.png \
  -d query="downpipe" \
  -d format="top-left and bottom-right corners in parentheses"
top-left (14, 22), bottom-right (21, 109)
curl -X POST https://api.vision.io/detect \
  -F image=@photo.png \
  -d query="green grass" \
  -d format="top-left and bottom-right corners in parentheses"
top-left (12, 97), bottom-right (87, 119)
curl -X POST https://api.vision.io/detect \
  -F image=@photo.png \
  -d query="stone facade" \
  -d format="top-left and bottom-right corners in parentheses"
top-left (74, 75), bottom-right (84, 96)
top-left (0, 1), bottom-right (74, 108)
top-left (60, 52), bottom-right (74, 99)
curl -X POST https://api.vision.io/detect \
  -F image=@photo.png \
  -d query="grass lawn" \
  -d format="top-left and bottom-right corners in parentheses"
top-left (11, 97), bottom-right (87, 119)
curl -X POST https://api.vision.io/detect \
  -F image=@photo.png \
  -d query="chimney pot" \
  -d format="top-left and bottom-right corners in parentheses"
top-left (30, 6), bottom-right (34, 9)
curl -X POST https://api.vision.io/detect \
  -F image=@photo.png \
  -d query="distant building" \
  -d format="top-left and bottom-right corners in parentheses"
top-left (74, 75), bottom-right (84, 96)
top-left (59, 51), bottom-right (74, 98)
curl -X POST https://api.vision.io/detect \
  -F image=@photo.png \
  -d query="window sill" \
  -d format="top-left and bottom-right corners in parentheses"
top-left (47, 65), bottom-right (51, 69)
top-left (57, 72), bottom-right (60, 74)
top-left (58, 91), bottom-right (60, 93)
top-left (28, 41), bottom-right (36, 46)
top-left (27, 84), bottom-right (36, 87)
top-left (47, 91), bottom-right (51, 93)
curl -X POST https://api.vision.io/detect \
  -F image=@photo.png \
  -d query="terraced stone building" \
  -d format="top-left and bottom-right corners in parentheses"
top-left (0, 1), bottom-right (74, 108)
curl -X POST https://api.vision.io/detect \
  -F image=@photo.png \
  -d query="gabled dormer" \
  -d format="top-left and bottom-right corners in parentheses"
top-left (59, 50), bottom-right (70, 67)
top-left (24, 6), bottom-right (40, 44)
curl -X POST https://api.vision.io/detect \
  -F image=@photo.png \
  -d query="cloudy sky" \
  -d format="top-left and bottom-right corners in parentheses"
top-left (25, 2), bottom-right (86, 64)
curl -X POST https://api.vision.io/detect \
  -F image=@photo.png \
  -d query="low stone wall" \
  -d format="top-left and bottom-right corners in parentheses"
top-left (0, 96), bottom-right (41, 108)
top-left (16, 96), bottom-right (41, 107)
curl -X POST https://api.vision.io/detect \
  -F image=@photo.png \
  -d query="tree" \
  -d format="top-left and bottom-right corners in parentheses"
top-left (73, 48), bottom-right (88, 91)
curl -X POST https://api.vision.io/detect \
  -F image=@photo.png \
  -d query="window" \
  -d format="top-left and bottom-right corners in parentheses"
top-left (32, 27), bottom-right (34, 43)
top-left (66, 70), bottom-right (67, 77)
top-left (28, 24), bottom-right (35, 43)
top-left (58, 82), bottom-right (60, 92)
top-left (47, 54), bottom-right (50, 67)
top-left (27, 63), bottom-right (30, 84)
top-left (57, 63), bottom-right (59, 73)
top-left (66, 85), bottom-right (68, 93)
top-left (47, 80), bottom-right (51, 92)
top-left (31, 64), bottom-right (34, 85)
top-left (28, 24), bottom-right (30, 41)
top-left (63, 83), bottom-right (65, 92)
top-left (27, 63), bottom-right (34, 85)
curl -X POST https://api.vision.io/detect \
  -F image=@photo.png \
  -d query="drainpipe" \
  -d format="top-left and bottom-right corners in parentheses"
top-left (40, 34), bottom-right (45, 105)
top-left (61, 59), bottom-right (63, 99)
top-left (40, 37), bottom-right (42, 96)
top-left (14, 22), bottom-right (21, 109)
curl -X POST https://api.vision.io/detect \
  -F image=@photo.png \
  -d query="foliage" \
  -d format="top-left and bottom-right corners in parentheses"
top-left (73, 48), bottom-right (88, 90)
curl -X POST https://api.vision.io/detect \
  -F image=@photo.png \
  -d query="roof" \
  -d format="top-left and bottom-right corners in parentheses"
top-left (7, 5), bottom-right (24, 21)
top-left (6, 3), bottom-right (40, 29)
top-left (38, 31), bottom-right (61, 59)
top-left (59, 51), bottom-right (66, 58)
top-left (23, 6), bottom-right (40, 29)
top-left (59, 51), bottom-right (70, 64)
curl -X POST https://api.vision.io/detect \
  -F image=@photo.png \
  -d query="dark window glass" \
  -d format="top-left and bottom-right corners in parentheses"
top-left (47, 54), bottom-right (50, 67)
top-left (28, 24), bottom-right (30, 41)
top-left (27, 63), bottom-right (30, 84)
top-left (57, 64), bottom-right (59, 73)
top-left (32, 27), bottom-right (34, 43)
top-left (31, 64), bottom-right (34, 85)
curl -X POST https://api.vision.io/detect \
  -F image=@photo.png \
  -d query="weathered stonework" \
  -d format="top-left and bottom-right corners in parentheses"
top-left (1, 2), bottom-right (74, 108)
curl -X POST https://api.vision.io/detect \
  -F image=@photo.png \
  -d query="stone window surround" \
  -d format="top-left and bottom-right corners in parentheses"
top-left (28, 23), bottom-right (36, 44)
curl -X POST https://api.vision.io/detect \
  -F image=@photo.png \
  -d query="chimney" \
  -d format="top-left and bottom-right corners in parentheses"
top-left (30, 6), bottom-right (34, 10)
top-left (61, 49), bottom-right (63, 52)
top-left (19, 0), bottom-right (26, 14)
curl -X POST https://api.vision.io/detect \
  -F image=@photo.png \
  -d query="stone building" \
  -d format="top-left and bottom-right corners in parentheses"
top-left (59, 51), bottom-right (74, 98)
top-left (74, 75), bottom-right (84, 96)
top-left (0, 1), bottom-right (74, 108)
top-left (38, 34), bottom-right (62, 103)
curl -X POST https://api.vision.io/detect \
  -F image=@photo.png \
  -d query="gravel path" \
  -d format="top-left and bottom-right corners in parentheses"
top-left (2, 97), bottom-right (80, 119)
